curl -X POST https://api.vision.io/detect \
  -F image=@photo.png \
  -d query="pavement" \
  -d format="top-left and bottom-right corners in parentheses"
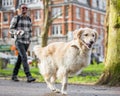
top-left (0, 78), bottom-right (120, 96)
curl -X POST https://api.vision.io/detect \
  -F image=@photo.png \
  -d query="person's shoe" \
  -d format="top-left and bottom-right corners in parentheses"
top-left (27, 76), bottom-right (36, 82)
top-left (11, 76), bottom-right (19, 82)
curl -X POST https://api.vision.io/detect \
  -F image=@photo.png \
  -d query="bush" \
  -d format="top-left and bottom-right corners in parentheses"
top-left (0, 58), bottom-right (9, 69)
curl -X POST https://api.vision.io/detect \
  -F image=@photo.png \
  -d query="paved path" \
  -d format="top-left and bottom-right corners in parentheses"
top-left (0, 78), bottom-right (120, 96)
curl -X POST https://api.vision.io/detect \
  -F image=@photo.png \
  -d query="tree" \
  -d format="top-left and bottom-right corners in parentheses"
top-left (41, 0), bottom-right (51, 47)
top-left (41, 0), bottom-right (64, 47)
top-left (97, 0), bottom-right (120, 86)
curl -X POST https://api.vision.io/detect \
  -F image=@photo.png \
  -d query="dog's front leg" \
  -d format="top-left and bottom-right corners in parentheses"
top-left (61, 74), bottom-right (68, 95)
top-left (44, 76), bottom-right (56, 91)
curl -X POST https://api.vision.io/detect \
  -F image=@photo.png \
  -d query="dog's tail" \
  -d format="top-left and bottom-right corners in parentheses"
top-left (33, 45), bottom-right (42, 58)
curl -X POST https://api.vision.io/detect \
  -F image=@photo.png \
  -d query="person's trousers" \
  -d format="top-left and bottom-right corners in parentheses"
top-left (12, 41), bottom-right (31, 77)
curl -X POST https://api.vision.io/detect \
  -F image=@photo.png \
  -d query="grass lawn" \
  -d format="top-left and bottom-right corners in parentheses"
top-left (0, 63), bottom-right (104, 84)
top-left (68, 63), bottom-right (104, 84)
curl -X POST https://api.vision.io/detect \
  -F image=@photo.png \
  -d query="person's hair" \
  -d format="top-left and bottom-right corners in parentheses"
top-left (19, 3), bottom-right (27, 9)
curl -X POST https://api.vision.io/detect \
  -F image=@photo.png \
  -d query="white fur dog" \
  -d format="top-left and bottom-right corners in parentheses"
top-left (33, 28), bottom-right (98, 94)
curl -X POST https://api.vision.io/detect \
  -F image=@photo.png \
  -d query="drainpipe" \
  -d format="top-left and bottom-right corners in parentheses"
top-left (0, 11), bottom-right (2, 41)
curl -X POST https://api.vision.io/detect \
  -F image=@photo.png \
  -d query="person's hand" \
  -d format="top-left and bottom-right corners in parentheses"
top-left (17, 30), bottom-right (24, 35)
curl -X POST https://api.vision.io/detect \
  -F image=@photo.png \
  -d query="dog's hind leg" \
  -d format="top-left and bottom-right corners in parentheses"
top-left (61, 74), bottom-right (68, 95)
top-left (50, 76), bottom-right (60, 93)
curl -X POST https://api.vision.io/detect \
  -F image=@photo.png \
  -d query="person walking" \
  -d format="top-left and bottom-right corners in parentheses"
top-left (9, 4), bottom-right (36, 82)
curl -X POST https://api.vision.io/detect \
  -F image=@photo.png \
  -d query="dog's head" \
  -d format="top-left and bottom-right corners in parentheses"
top-left (73, 28), bottom-right (98, 49)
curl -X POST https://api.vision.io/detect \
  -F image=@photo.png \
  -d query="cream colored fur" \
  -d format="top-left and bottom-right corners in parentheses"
top-left (33, 28), bottom-right (98, 94)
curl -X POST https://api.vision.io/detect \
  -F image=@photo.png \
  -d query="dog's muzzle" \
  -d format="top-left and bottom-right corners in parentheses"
top-left (83, 40), bottom-right (94, 49)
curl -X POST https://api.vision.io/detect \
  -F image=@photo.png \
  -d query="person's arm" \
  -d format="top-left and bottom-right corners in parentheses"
top-left (29, 18), bottom-right (32, 42)
top-left (9, 16), bottom-right (18, 35)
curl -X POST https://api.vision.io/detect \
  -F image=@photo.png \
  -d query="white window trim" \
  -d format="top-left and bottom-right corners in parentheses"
top-left (2, 29), bottom-right (9, 38)
top-left (3, 13), bottom-right (8, 23)
top-left (19, 0), bottom-right (31, 5)
top-left (2, 0), bottom-right (13, 7)
top-left (94, 13), bottom-right (98, 24)
top-left (76, 7), bottom-right (80, 19)
top-left (92, 0), bottom-right (97, 8)
top-left (52, 24), bottom-right (62, 36)
top-left (76, 24), bottom-right (80, 29)
top-left (34, 27), bottom-right (41, 37)
top-left (78, 0), bottom-right (88, 4)
top-left (85, 10), bottom-right (90, 21)
top-left (65, 6), bottom-right (69, 18)
top-left (52, 7), bottom-right (62, 18)
top-left (100, 15), bottom-right (104, 25)
top-left (35, 10), bottom-right (41, 21)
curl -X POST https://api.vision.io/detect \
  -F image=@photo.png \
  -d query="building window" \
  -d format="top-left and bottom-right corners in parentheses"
top-left (102, 1), bottom-right (106, 10)
top-left (100, 15), bottom-right (104, 25)
top-left (34, 27), bottom-right (41, 36)
top-left (19, 0), bottom-right (31, 5)
top-left (10, 13), bottom-right (14, 21)
top-left (65, 6), bottom-right (69, 17)
top-left (64, 0), bottom-right (68, 2)
top-left (76, 7), bottom-right (80, 19)
top-left (78, 0), bottom-right (88, 4)
top-left (34, 10), bottom-right (41, 20)
top-left (99, 0), bottom-right (106, 10)
top-left (2, 0), bottom-right (13, 7)
top-left (27, 10), bottom-right (31, 16)
top-left (52, 7), bottom-right (62, 18)
top-left (2, 29), bottom-right (9, 39)
top-left (3, 13), bottom-right (8, 23)
top-left (52, 24), bottom-right (62, 36)
top-left (85, 10), bottom-right (89, 21)
top-left (92, 0), bottom-right (98, 8)
top-left (92, 0), bottom-right (100, 8)
top-left (99, 0), bottom-right (103, 9)
top-left (33, 0), bottom-right (40, 3)
top-left (76, 24), bottom-right (80, 29)
top-left (94, 13), bottom-right (98, 23)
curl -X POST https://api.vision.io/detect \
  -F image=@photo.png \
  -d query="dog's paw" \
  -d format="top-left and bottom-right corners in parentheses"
top-left (53, 89), bottom-right (60, 93)
top-left (47, 84), bottom-right (56, 91)
top-left (61, 90), bottom-right (67, 95)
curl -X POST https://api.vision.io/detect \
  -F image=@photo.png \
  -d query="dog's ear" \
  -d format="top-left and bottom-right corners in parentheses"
top-left (93, 29), bottom-right (98, 42)
top-left (73, 28), bottom-right (84, 40)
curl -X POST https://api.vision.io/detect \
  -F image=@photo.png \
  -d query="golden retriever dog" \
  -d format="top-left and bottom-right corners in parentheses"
top-left (33, 28), bottom-right (98, 94)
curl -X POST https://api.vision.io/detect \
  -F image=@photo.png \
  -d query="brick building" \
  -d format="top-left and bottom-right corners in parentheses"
top-left (0, 0), bottom-right (106, 60)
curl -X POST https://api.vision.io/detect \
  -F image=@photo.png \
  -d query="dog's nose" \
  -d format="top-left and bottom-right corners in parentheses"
top-left (90, 41), bottom-right (94, 44)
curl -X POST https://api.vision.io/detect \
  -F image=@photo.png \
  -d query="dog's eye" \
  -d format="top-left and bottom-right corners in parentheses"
top-left (84, 34), bottom-right (88, 36)
top-left (92, 34), bottom-right (95, 37)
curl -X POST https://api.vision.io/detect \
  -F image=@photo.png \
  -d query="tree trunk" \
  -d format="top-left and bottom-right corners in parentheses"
top-left (41, 0), bottom-right (50, 47)
top-left (97, 0), bottom-right (120, 86)
top-left (40, 0), bottom-right (65, 47)
top-left (104, 0), bottom-right (110, 63)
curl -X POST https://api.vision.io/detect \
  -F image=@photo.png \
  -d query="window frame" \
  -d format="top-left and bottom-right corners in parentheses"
top-left (85, 10), bottom-right (90, 21)
top-left (52, 7), bottom-right (62, 18)
top-left (34, 27), bottom-right (41, 37)
top-left (76, 7), bottom-right (81, 19)
top-left (3, 12), bottom-right (8, 23)
top-left (34, 10), bottom-right (41, 21)
top-left (2, 0), bottom-right (13, 7)
top-left (52, 24), bottom-right (62, 36)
